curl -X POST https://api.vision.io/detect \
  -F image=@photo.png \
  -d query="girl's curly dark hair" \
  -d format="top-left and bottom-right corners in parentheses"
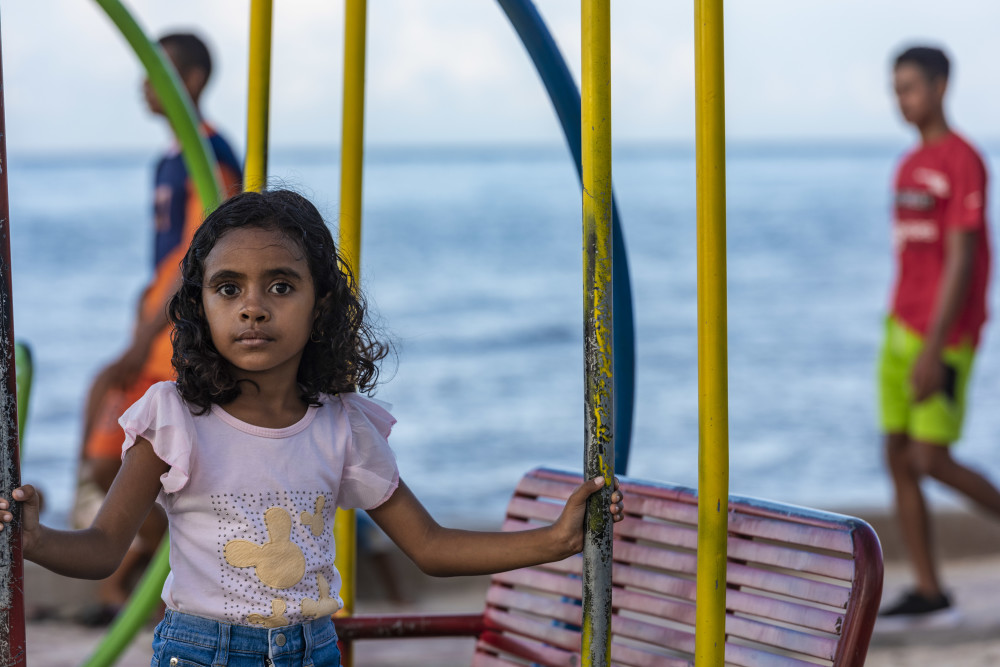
top-left (168, 189), bottom-right (388, 413)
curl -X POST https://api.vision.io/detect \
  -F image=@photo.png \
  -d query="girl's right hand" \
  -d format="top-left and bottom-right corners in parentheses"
top-left (0, 485), bottom-right (42, 555)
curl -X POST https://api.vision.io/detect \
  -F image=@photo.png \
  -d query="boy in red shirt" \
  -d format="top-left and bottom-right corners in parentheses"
top-left (880, 45), bottom-right (1000, 619)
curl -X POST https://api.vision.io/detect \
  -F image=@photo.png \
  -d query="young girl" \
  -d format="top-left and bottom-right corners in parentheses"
top-left (1, 189), bottom-right (624, 666)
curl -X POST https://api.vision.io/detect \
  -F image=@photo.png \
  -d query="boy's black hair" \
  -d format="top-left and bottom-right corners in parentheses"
top-left (159, 32), bottom-right (213, 82)
top-left (894, 46), bottom-right (950, 82)
top-left (168, 189), bottom-right (389, 412)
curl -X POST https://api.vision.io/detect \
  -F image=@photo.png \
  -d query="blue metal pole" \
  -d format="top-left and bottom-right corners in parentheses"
top-left (496, 0), bottom-right (635, 473)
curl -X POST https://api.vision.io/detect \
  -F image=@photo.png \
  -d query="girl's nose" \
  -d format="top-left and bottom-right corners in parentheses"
top-left (239, 297), bottom-right (270, 322)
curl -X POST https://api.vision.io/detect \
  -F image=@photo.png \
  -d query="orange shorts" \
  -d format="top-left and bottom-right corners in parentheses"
top-left (83, 374), bottom-right (163, 459)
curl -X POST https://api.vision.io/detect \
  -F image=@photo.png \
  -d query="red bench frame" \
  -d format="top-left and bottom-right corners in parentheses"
top-left (338, 467), bottom-right (883, 666)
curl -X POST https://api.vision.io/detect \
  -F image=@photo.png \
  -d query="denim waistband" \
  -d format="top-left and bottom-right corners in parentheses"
top-left (158, 609), bottom-right (337, 664)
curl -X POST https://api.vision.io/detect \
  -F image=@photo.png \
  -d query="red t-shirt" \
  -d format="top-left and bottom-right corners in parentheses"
top-left (890, 131), bottom-right (991, 347)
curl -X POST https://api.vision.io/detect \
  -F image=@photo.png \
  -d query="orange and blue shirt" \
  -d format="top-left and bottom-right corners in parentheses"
top-left (143, 123), bottom-right (242, 380)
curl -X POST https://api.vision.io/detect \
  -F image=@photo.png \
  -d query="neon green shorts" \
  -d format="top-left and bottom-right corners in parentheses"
top-left (878, 316), bottom-right (975, 445)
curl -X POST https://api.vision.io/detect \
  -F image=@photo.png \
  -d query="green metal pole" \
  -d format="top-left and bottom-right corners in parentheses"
top-left (82, 2), bottom-right (225, 664)
top-left (94, 0), bottom-right (223, 209)
top-left (14, 342), bottom-right (31, 446)
top-left (580, 0), bottom-right (614, 664)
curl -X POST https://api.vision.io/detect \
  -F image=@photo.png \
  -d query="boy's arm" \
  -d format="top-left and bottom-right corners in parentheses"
top-left (911, 228), bottom-right (977, 402)
top-left (0, 437), bottom-right (167, 579)
top-left (367, 477), bottom-right (623, 577)
top-left (100, 273), bottom-right (182, 388)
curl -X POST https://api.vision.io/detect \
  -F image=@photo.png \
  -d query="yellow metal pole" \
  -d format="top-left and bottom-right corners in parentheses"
top-left (338, 0), bottom-right (367, 276)
top-left (580, 0), bottom-right (614, 665)
top-left (693, 0), bottom-right (729, 664)
top-left (245, 0), bottom-right (273, 192)
top-left (335, 2), bottom-right (367, 659)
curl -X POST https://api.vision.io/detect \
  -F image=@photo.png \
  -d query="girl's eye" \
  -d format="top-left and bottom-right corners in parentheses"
top-left (217, 283), bottom-right (239, 297)
top-left (270, 282), bottom-right (293, 295)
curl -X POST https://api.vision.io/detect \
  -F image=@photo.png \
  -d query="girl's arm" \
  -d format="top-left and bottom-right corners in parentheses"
top-left (367, 477), bottom-right (623, 577)
top-left (0, 436), bottom-right (167, 579)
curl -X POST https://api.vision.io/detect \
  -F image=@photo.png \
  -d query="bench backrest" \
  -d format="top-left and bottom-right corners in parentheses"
top-left (475, 468), bottom-right (883, 667)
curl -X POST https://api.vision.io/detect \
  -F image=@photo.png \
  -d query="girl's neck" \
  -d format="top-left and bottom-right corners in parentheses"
top-left (219, 380), bottom-right (309, 429)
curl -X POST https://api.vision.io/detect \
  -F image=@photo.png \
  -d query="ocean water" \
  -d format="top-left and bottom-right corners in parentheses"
top-left (10, 141), bottom-right (1000, 526)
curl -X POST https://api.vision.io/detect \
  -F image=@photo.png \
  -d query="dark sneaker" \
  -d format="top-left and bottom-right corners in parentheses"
top-left (879, 590), bottom-right (951, 617)
top-left (876, 590), bottom-right (961, 632)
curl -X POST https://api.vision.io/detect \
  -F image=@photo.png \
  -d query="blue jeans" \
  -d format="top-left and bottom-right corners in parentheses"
top-left (151, 609), bottom-right (341, 667)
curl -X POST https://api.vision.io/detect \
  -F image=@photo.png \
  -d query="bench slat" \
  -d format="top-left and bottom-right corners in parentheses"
top-left (506, 507), bottom-right (855, 585)
top-left (533, 468), bottom-right (861, 535)
top-left (493, 567), bottom-right (583, 600)
top-left (490, 588), bottom-right (701, 658)
top-left (486, 609), bottom-right (704, 667)
top-left (727, 513), bottom-right (853, 554)
top-left (510, 487), bottom-right (854, 557)
top-left (523, 554), bottom-right (846, 634)
top-left (477, 627), bottom-right (698, 667)
top-left (475, 631), bottom-right (578, 667)
top-left (483, 608), bottom-right (580, 652)
top-left (610, 542), bottom-right (851, 608)
top-left (510, 556), bottom-right (847, 636)
top-left (610, 588), bottom-right (838, 661)
top-left (615, 519), bottom-right (854, 581)
top-left (486, 584), bottom-right (836, 663)
top-left (529, 541), bottom-right (851, 610)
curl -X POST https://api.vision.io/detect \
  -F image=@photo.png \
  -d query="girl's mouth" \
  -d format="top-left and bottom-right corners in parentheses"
top-left (236, 331), bottom-right (274, 344)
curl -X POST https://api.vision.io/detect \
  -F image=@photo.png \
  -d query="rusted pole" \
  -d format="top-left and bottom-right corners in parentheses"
top-left (580, 0), bottom-right (614, 664)
top-left (0, 13), bottom-right (27, 666)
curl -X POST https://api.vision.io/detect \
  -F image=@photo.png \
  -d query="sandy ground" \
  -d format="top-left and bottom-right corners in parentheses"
top-left (866, 554), bottom-right (1000, 667)
top-left (19, 507), bottom-right (1000, 666)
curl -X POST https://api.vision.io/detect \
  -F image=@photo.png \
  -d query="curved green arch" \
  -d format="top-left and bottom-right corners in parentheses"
top-left (94, 0), bottom-right (223, 211)
top-left (15, 342), bottom-right (31, 446)
top-left (82, 2), bottom-right (225, 665)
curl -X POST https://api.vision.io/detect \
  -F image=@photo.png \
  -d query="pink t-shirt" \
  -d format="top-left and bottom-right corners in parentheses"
top-left (120, 381), bottom-right (399, 626)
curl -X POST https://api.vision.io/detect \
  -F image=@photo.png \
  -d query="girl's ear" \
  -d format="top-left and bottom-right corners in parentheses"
top-left (313, 293), bottom-right (332, 323)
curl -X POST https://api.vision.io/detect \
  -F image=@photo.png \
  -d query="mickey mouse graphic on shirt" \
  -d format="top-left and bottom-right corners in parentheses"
top-left (224, 496), bottom-right (342, 626)
top-left (225, 506), bottom-right (307, 590)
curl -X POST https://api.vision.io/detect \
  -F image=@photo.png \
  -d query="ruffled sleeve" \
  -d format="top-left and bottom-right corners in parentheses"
top-left (337, 393), bottom-right (399, 510)
top-left (119, 381), bottom-right (197, 494)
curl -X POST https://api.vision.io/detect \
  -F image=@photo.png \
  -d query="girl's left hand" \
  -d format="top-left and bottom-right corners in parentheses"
top-left (552, 476), bottom-right (625, 557)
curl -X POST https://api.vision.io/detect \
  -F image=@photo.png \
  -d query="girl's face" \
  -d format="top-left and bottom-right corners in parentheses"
top-left (201, 226), bottom-right (317, 383)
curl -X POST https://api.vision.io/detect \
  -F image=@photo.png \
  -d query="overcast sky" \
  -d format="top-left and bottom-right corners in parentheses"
top-left (2, 1), bottom-right (998, 155)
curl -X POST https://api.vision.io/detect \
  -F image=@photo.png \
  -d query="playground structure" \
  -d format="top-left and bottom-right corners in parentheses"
top-left (0, 1), bottom-right (884, 665)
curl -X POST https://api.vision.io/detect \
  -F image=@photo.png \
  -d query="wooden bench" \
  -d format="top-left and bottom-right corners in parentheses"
top-left (337, 467), bottom-right (883, 666)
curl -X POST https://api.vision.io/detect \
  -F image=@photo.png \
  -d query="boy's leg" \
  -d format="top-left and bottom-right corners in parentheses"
top-left (878, 332), bottom-right (980, 616)
top-left (914, 441), bottom-right (1000, 517)
top-left (878, 317), bottom-right (950, 611)
top-left (885, 432), bottom-right (941, 597)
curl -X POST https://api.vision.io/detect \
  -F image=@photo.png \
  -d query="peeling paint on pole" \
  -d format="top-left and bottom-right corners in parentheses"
top-left (581, 0), bottom-right (613, 664)
top-left (0, 14), bottom-right (27, 665)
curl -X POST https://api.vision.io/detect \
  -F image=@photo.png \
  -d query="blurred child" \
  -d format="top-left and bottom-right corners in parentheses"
top-left (73, 31), bottom-right (242, 624)
top-left (880, 45), bottom-right (1000, 620)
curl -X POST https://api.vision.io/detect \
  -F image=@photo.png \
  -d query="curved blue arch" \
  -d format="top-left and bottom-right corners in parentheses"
top-left (496, 0), bottom-right (636, 472)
